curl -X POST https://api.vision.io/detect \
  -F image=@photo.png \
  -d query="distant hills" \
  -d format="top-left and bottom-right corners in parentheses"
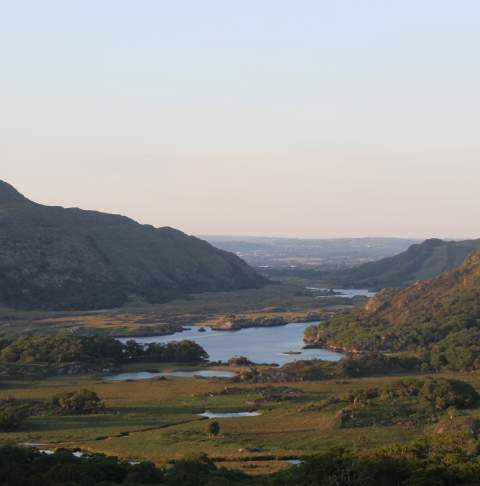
top-left (320, 238), bottom-right (480, 289)
top-left (212, 235), bottom-right (480, 290)
top-left (305, 248), bottom-right (480, 370)
top-left (0, 181), bottom-right (266, 311)
top-left (204, 235), bottom-right (419, 268)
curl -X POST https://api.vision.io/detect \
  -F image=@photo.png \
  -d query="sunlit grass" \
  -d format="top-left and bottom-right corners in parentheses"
top-left (1, 369), bottom-right (479, 474)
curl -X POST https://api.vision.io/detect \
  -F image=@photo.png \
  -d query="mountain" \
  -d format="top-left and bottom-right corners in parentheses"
top-left (321, 238), bottom-right (480, 289)
top-left (305, 249), bottom-right (480, 370)
top-left (0, 181), bottom-right (267, 311)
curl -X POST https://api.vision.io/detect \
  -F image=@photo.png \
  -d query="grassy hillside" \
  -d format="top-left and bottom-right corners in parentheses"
top-left (0, 181), bottom-right (266, 311)
top-left (320, 238), bottom-right (480, 289)
top-left (306, 249), bottom-right (480, 371)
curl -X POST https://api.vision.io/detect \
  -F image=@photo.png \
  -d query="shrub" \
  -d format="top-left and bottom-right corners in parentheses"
top-left (419, 379), bottom-right (479, 411)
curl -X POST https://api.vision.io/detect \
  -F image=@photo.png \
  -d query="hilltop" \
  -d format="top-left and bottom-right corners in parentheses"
top-left (0, 181), bottom-right (266, 311)
top-left (305, 249), bottom-right (480, 371)
top-left (321, 238), bottom-right (480, 289)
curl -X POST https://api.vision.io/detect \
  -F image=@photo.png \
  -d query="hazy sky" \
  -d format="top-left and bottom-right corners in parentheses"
top-left (1, 1), bottom-right (479, 239)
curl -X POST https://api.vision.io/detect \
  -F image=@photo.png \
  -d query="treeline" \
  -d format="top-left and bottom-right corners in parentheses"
top-left (305, 321), bottom-right (480, 372)
top-left (4, 427), bottom-right (480, 485)
top-left (123, 339), bottom-right (209, 363)
top-left (0, 334), bottom-right (208, 368)
top-left (0, 447), bottom-right (246, 486)
top-left (347, 377), bottom-right (479, 411)
top-left (271, 436), bottom-right (480, 486)
top-left (236, 353), bottom-right (424, 383)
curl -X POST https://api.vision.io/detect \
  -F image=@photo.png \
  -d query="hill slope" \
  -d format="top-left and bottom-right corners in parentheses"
top-left (322, 238), bottom-right (480, 289)
top-left (0, 181), bottom-right (266, 310)
top-left (305, 249), bottom-right (480, 370)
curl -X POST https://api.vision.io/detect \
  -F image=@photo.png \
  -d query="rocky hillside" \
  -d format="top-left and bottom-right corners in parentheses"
top-left (305, 249), bottom-right (480, 370)
top-left (0, 181), bottom-right (267, 310)
top-left (323, 238), bottom-right (480, 289)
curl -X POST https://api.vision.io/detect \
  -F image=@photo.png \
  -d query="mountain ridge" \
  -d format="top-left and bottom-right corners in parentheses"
top-left (321, 237), bottom-right (480, 289)
top-left (0, 180), bottom-right (267, 311)
top-left (0, 180), bottom-right (30, 204)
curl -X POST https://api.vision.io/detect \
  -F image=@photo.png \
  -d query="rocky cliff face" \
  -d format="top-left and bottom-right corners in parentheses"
top-left (0, 181), bottom-right (267, 310)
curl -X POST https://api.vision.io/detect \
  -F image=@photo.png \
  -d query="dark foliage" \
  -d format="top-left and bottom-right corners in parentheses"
top-left (208, 420), bottom-right (220, 437)
top-left (0, 334), bottom-right (209, 370)
top-left (0, 447), bottom-right (248, 486)
top-left (49, 389), bottom-right (105, 415)
top-left (125, 340), bottom-right (209, 363)
top-left (0, 400), bottom-right (29, 431)
top-left (336, 378), bottom-right (479, 428)
top-left (0, 334), bottom-right (123, 365)
top-left (337, 353), bottom-right (422, 377)
top-left (3, 433), bottom-right (480, 485)
top-left (236, 354), bottom-right (422, 383)
top-left (269, 438), bottom-right (480, 486)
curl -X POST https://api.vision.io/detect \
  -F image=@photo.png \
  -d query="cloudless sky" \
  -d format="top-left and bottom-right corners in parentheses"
top-left (1, 0), bottom-right (479, 238)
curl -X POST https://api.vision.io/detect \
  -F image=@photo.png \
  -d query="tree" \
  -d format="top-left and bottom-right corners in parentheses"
top-left (0, 408), bottom-right (28, 432)
top-left (50, 389), bottom-right (105, 415)
top-left (208, 420), bottom-right (220, 438)
top-left (0, 401), bottom-right (29, 432)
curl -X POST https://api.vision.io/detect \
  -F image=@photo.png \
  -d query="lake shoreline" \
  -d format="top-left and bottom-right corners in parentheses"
top-left (114, 318), bottom-right (322, 339)
top-left (118, 322), bottom-right (344, 366)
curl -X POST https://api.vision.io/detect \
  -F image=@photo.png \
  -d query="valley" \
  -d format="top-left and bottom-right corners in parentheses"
top-left (2, 231), bottom-right (480, 484)
top-left (1, 185), bottom-right (480, 484)
top-left (4, 2), bottom-right (480, 482)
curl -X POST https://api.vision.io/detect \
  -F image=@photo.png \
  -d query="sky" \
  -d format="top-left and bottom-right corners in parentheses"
top-left (1, 1), bottom-right (479, 239)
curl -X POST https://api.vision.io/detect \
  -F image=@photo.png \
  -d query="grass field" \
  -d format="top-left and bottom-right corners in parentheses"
top-left (2, 366), bottom-right (479, 475)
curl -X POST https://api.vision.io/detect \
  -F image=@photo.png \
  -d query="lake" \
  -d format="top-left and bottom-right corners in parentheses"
top-left (119, 322), bottom-right (344, 366)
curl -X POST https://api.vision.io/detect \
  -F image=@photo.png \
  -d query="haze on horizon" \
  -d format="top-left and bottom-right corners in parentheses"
top-left (1, 1), bottom-right (479, 240)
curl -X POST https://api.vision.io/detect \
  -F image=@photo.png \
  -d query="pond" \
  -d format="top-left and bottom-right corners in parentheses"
top-left (198, 411), bottom-right (261, 418)
top-left (105, 369), bottom-right (237, 381)
top-left (285, 459), bottom-right (303, 465)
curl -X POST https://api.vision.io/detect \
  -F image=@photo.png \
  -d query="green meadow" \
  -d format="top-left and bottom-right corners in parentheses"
top-left (2, 365), bottom-right (480, 476)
